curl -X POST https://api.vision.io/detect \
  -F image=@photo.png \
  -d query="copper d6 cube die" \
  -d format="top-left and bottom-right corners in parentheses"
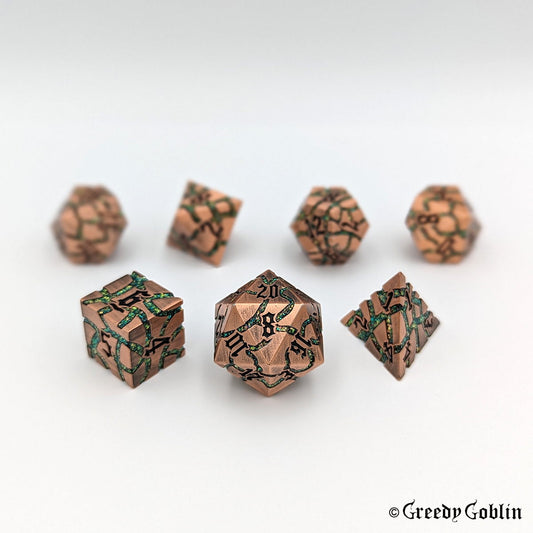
top-left (291, 186), bottom-right (369, 265)
top-left (52, 185), bottom-right (127, 263)
top-left (81, 271), bottom-right (185, 387)
top-left (341, 272), bottom-right (439, 380)
top-left (167, 181), bottom-right (242, 266)
top-left (406, 185), bottom-right (481, 263)
top-left (214, 269), bottom-right (324, 396)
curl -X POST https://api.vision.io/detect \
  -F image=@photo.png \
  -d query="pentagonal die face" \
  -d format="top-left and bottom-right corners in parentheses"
top-left (291, 186), bottom-right (369, 265)
top-left (81, 271), bottom-right (185, 387)
top-left (167, 181), bottom-right (242, 266)
top-left (214, 270), bottom-right (324, 396)
top-left (405, 185), bottom-right (481, 264)
top-left (52, 185), bottom-right (127, 263)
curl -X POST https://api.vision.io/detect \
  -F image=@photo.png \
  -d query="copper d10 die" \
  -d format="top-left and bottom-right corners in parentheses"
top-left (406, 185), bottom-right (481, 263)
top-left (214, 269), bottom-right (324, 396)
top-left (291, 186), bottom-right (369, 265)
top-left (81, 271), bottom-right (185, 387)
top-left (167, 181), bottom-right (242, 266)
top-left (52, 185), bottom-right (127, 263)
top-left (341, 272), bottom-right (439, 380)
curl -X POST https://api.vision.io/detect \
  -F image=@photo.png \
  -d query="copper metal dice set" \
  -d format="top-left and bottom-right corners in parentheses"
top-left (53, 181), bottom-right (481, 394)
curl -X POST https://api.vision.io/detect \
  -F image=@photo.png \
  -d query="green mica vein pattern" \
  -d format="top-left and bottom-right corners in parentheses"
top-left (291, 186), bottom-right (369, 265)
top-left (168, 181), bottom-right (241, 263)
top-left (342, 273), bottom-right (439, 379)
top-left (214, 270), bottom-right (324, 394)
top-left (81, 271), bottom-right (185, 386)
top-left (405, 185), bottom-right (481, 263)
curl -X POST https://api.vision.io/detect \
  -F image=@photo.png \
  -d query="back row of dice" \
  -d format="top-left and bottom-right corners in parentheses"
top-left (53, 183), bottom-right (481, 266)
top-left (81, 269), bottom-right (439, 393)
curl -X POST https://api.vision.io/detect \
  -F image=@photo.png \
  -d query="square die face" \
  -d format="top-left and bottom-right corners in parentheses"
top-left (81, 272), bottom-right (185, 387)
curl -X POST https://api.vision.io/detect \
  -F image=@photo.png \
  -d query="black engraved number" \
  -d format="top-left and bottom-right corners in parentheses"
top-left (403, 342), bottom-right (412, 363)
top-left (262, 313), bottom-right (276, 337)
top-left (215, 313), bottom-right (226, 336)
top-left (100, 331), bottom-right (113, 358)
top-left (290, 334), bottom-right (311, 358)
top-left (417, 214), bottom-right (439, 224)
top-left (117, 290), bottom-right (150, 307)
top-left (384, 342), bottom-right (394, 363)
top-left (353, 315), bottom-right (368, 329)
top-left (145, 337), bottom-right (170, 357)
top-left (437, 236), bottom-right (454, 254)
top-left (382, 291), bottom-right (394, 311)
top-left (225, 332), bottom-right (247, 357)
top-left (257, 283), bottom-right (278, 299)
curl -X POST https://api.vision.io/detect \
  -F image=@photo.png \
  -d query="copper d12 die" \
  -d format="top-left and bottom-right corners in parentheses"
top-left (167, 181), bottom-right (242, 266)
top-left (214, 270), bottom-right (324, 396)
top-left (341, 272), bottom-right (439, 380)
top-left (405, 185), bottom-right (481, 263)
top-left (291, 186), bottom-right (369, 265)
top-left (52, 185), bottom-right (127, 263)
top-left (81, 271), bottom-right (185, 387)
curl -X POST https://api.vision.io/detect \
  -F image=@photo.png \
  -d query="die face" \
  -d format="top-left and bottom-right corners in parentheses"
top-left (214, 270), bottom-right (324, 396)
top-left (406, 185), bottom-right (481, 264)
top-left (341, 272), bottom-right (439, 380)
top-left (81, 271), bottom-right (185, 387)
top-left (167, 181), bottom-right (242, 266)
top-left (291, 186), bottom-right (369, 265)
top-left (52, 185), bottom-right (127, 263)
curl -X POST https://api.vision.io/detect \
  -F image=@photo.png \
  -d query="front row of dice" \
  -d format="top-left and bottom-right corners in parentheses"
top-left (81, 269), bottom-right (439, 394)
top-left (53, 182), bottom-right (481, 266)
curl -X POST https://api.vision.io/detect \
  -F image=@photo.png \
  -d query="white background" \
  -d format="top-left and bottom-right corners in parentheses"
top-left (1, 1), bottom-right (532, 532)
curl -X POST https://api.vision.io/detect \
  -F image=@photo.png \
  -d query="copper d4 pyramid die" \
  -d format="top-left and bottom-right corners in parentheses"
top-left (341, 272), bottom-right (439, 380)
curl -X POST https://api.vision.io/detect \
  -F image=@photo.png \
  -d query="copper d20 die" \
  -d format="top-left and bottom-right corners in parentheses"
top-left (291, 186), bottom-right (369, 265)
top-left (167, 181), bottom-right (242, 266)
top-left (214, 270), bottom-right (324, 396)
top-left (406, 185), bottom-right (481, 263)
top-left (52, 185), bottom-right (127, 263)
top-left (81, 271), bottom-right (185, 387)
top-left (341, 272), bottom-right (439, 380)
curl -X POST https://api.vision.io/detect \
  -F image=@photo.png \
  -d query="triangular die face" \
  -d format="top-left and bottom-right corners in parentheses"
top-left (168, 181), bottom-right (242, 266)
top-left (382, 272), bottom-right (406, 291)
top-left (299, 187), bottom-right (353, 216)
top-left (215, 302), bottom-right (322, 372)
top-left (244, 376), bottom-right (296, 397)
top-left (342, 272), bottom-right (439, 380)
top-left (236, 302), bottom-right (290, 363)
top-left (230, 270), bottom-right (318, 307)
top-left (214, 270), bottom-right (324, 396)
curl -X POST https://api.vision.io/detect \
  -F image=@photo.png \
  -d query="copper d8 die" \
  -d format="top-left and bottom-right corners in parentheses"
top-left (81, 271), bottom-right (185, 387)
top-left (167, 181), bottom-right (242, 266)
